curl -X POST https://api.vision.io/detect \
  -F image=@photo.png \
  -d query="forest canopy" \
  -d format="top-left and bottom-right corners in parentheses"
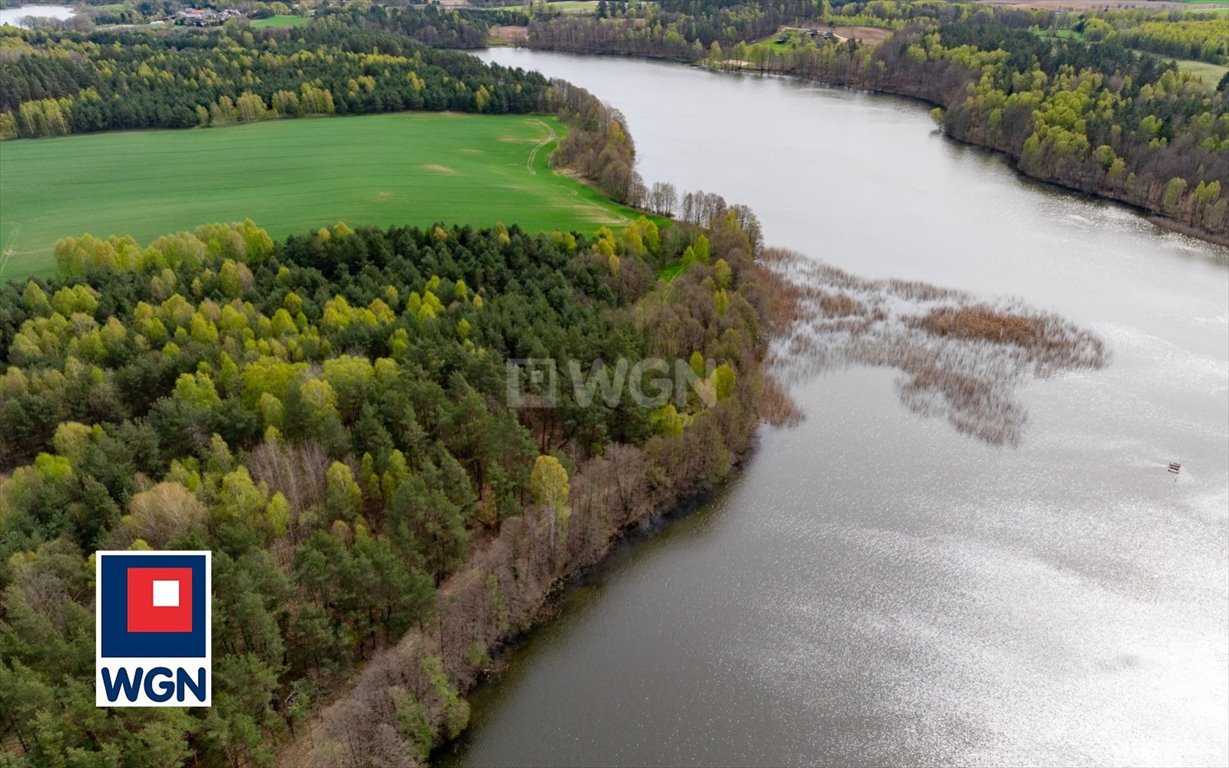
top-left (0, 21), bottom-right (543, 138)
top-left (0, 207), bottom-right (768, 765)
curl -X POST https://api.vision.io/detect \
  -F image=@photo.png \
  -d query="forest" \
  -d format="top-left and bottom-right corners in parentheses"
top-left (0, 15), bottom-right (534, 139)
top-left (0, 195), bottom-right (768, 764)
top-left (1110, 15), bottom-right (1229, 65)
top-left (524, 0), bottom-right (1229, 242)
top-left (8, 2), bottom-right (1219, 238)
top-left (309, 5), bottom-right (530, 50)
top-left (0, 17), bottom-right (742, 759)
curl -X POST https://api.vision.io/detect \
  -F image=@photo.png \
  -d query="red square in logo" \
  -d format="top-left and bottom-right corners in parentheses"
top-left (127, 567), bottom-right (193, 633)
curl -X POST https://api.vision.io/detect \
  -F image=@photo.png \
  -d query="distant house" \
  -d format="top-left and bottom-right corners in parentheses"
top-left (175, 7), bottom-right (241, 26)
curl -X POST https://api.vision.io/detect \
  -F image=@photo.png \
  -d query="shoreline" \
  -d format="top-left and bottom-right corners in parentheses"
top-left (276, 193), bottom-right (773, 765)
top-left (278, 396), bottom-right (769, 768)
top-left (702, 58), bottom-right (1229, 250)
top-left (510, 44), bottom-right (1229, 251)
top-left (426, 462), bottom-right (754, 764)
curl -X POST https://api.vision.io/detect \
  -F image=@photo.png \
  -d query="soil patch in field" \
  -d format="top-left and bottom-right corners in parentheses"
top-left (491, 25), bottom-right (529, 44)
top-left (830, 26), bottom-right (892, 45)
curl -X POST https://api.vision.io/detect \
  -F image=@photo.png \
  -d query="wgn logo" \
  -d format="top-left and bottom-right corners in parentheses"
top-left (95, 551), bottom-right (211, 707)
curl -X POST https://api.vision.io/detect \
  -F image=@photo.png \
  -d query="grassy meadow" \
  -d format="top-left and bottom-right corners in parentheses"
top-left (0, 112), bottom-right (640, 281)
top-left (1175, 57), bottom-right (1229, 86)
top-left (249, 14), bottom-right (310, 28)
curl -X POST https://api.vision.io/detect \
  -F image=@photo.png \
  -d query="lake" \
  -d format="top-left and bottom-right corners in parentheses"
top-left (0, 4), bottom-right (74, 26)
top-left (446, 49), bottom-right (1229, 767)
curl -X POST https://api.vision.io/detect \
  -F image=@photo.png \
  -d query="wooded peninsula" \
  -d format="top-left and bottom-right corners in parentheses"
top-left (0, 19), bottom-right (771, 764)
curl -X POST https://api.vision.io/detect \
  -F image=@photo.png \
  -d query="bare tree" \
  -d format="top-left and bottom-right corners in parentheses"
top-left (649, 181), bottom-right (678, 217)
top-left (248, 438), bottom-right (330, 541)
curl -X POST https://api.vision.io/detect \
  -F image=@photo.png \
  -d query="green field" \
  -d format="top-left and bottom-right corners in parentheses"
top-left (250, 14), bottom-right (309, 28)
top-left (753, 29), bottom-right (801, 50)
top-left (755, 31), bottom-right (794, 51)
top-left (1175, 57), bottom-right (1229, 86)
top-left (0, 112), bottom-right (641, 281)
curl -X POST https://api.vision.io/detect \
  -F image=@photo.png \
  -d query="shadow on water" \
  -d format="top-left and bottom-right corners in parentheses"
top-left (435, 472), bottom-right (749, 767)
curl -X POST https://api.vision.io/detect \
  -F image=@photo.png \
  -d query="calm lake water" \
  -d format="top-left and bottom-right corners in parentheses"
top-left (0, 4), bottom-right (74, 26)
top-left (451, 50), bottom-right (1229, 766)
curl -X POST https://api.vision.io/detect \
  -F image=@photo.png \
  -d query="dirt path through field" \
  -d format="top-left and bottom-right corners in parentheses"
top-left (526, 118), bottom-right (556, 175)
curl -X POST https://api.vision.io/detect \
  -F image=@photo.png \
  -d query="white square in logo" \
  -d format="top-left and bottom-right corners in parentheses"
top-left (152, 579), bottom-right (180, 607)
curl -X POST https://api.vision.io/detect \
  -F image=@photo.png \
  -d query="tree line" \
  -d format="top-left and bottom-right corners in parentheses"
top-left (311, 4), bottom-right (530, 50)
top-left (547, 78), bottom-right (639, 204)
top-left (525, 0), bottom-right (830, 60)
top-left (0, 206), bottom-right (769, 766)
top-left (526, 0), bottom-right (957, 61)
top-left (1111, 16), bottom-right (1224, 65)
top-left (0, 19), bottom-right (546, 139)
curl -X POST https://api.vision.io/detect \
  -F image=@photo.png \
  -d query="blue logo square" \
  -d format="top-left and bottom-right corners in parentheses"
top-left (99, 553), bottom-right (208, 658)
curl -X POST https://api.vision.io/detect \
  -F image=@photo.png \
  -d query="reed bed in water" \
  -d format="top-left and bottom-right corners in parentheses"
top-left (757, 248), bottom-right (1108, 446)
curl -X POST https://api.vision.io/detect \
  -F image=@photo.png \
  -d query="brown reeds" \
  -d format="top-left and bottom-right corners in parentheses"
top-left (759, 248), bottom-right (1109, 446)
top-left (760, 371), bottom-right (806, 428)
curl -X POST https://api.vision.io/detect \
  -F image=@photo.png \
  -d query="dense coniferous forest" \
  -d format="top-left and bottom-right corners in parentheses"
top-left (0, 21), bottom-right (544, 138)
top-left (525, 1), bottom-right (1229, 242)
top-left (0, 203), bottom-right (768, 764)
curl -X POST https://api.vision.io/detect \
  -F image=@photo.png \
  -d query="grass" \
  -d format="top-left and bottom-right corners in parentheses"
top-left (0, 112), bottom-right (645, 281)
top-left (1052, 28), bottom-right (1086, 41)
top-left (757, 34), bottom-right (793, 52)
top-left (657, 261), bottom-right (685, 281)
top-left (753, 29), bottom-right (804, 51)
top-left (1032, 27), bottom-right (1086, 42)
top-left (751, 26), bottom-right (852, 52)
top-left (1174, 57), bottom-right (1229, 86)
top-left (249, 15), bottom-right (309, 28)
